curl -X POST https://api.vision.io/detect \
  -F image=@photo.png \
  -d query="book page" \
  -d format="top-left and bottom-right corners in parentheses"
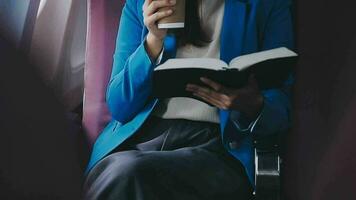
top-left (229, 47), bottom-right (298, 71)
top-left (154, 58), bottom-right (228, 71)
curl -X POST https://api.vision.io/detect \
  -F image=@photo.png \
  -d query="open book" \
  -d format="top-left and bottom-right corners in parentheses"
top-left (152, 47), bottom-right (298, 98)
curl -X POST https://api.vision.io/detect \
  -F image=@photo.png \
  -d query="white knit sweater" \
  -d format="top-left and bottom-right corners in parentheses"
top-left (152, 0), bottom-right (225, 123)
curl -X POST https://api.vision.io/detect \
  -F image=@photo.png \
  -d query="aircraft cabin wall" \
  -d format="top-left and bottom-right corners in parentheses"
top-left (0, 0), bottom-right (87, 111)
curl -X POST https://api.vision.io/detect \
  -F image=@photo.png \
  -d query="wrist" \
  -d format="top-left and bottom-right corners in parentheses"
top-left (147, 32), bottom-right (164, 44)
top-left (145, 33), bottom-right (164, 61)
top-left (245, 94), bottom-right (264, 120)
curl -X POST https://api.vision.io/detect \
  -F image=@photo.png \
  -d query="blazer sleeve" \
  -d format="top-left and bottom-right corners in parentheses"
top-left (106, 0), bottom-right (156, 124)
top-left (254, 0), bottom-right (294, 136)
top-left (229, 0), bottom-right (294, 136)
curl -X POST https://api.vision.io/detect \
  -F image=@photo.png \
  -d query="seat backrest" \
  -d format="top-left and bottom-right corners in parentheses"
top-left (83, 0), bottom-right (125, 145)
top-left (29, 0), bottom-right (87, 111)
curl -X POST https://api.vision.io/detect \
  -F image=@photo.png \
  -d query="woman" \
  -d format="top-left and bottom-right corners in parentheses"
top-left (84, 0), bottom-right (294, 199)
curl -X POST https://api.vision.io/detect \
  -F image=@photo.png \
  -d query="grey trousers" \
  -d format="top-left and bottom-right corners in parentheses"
top-left (84, 116), bottom-right (253, 200)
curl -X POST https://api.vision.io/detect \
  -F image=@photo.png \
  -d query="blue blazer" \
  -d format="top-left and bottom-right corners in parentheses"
top-left (86, 0), bottom-right (294, 187)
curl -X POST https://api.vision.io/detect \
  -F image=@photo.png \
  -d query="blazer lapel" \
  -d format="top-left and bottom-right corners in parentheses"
top-left (220, 0), bottom-right (248, 63)
top-left (220, 0), bottom-right (248, 135)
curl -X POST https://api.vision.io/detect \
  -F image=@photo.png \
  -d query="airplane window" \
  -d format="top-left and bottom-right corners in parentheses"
top-left (0, 0), bottom-right (31, 47)
top-left (37, 0), bottom-right (47, 18)
top-left (29, 0), bottom-right (87, 110)
top-left (70, 0), bottom-right (87, 73)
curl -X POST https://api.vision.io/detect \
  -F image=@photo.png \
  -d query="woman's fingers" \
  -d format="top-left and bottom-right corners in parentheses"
top-left (200, 77), bottom-right (230, 93)
top-left (192, 92), bottom-right (227, 109)
top-left (186, 76), bottom-right (263, 113)
top-left (143, 0), bottom-right (175, 30)
top-left (186, 84), bottom-right (230, 102)
top-left (144, 0), bottom-right (176, 17)
top-left (144, 10), bottom-right (173, 29)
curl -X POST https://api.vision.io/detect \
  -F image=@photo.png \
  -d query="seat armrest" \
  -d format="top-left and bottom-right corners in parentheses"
top-left (254, 133), bottom-right (282, 200)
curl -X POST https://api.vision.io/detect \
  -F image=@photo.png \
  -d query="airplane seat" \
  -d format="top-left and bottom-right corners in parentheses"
top-left (83, 0), bottom-right (125, 145)
top-left (83, 1), bottom-right (282, 199)
top-left (29, 0), bottom-right (87, 112)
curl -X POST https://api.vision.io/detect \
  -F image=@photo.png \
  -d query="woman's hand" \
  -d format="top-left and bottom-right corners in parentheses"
top-left (186, 75), bottom-right (264, 119)
top-left (143, 0), bottom-right (176, 60)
